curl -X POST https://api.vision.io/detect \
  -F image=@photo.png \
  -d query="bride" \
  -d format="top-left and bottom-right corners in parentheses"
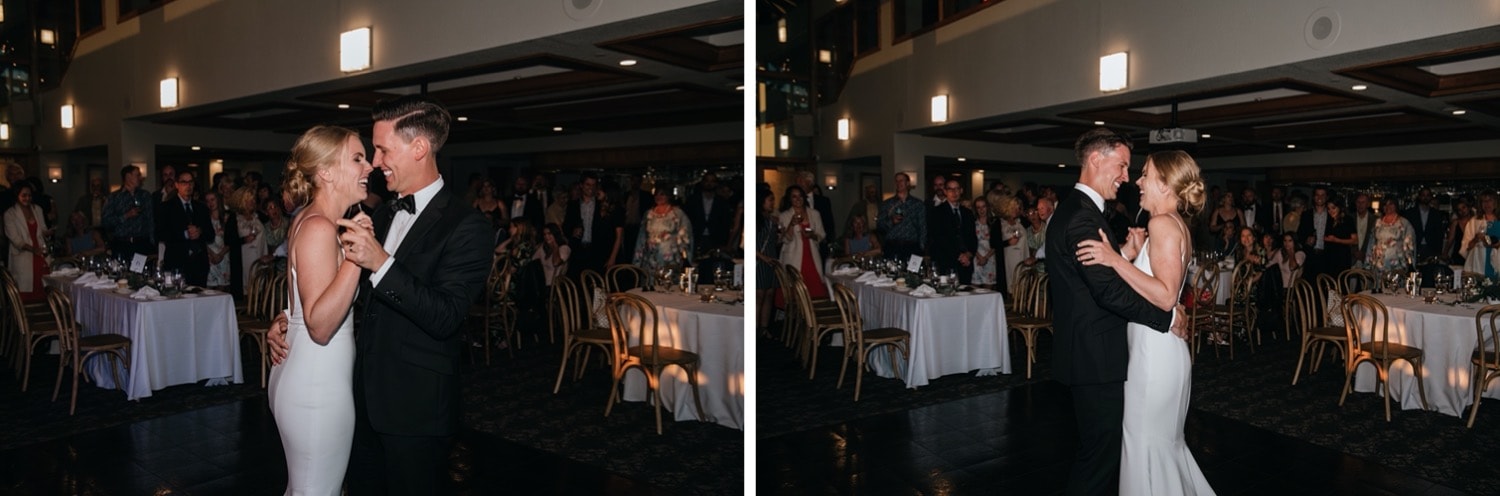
top-left (266, 125), bottom-right (372, 495)
top-left (1075, 150), bottom-right (1214, 495)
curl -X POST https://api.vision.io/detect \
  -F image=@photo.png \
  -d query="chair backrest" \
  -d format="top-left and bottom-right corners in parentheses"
top-left (1189, 262), bottom-right (1220, 317)
top-left (603, 291), bottom-right (660, 363)
top-left (1011, 261), bottom-right (1037, 301)
top-left (551, 275), bottom-right (583, 335)
top-left (1229, 262), bottom-right (1257, 305)
top-left (1316, 273), bottom-right (1340, 300)
top-left (782, 264), bottom-right (814, 325)
top-left (1341, 293), bottom-right (1391, 361)
top-left (828, 257), bottom-right (857, 273)
top-left (1477, 305), bottom-right (1500, 372)
top-left (832, 283), bottom-right (864, 346)
top-left (45, 287), bottom-right (78, 356)
top-left (1011, 269), bottom-right (1036, 315)
top-left (580, 269), bottom-right (606, 297)
top-left (1030, 273), bottom-right (1052, 319)
top-left (1289, 278), bottom-right (1321, 333)
top-left (3, 275), bottom-right (29, 332)
top-left (1340, 268), bottom-right (1377, 294)
top-left (606, 264), bottom-right (648, 293)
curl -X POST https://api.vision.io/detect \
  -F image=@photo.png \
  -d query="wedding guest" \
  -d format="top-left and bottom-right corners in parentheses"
top-left (260, 197), bottom-right (290, 264)
top-left (203, 191), bottom-right (231, 291)
top-left (843, 213), bottom-right (882, 259)
top-left (533, 223), bottom-right (570, 287)
top-left (780, 185), bottom-right (828, 299)
top-left (757, 188), bottom-right (781, 336)
top-left (1209, 193), bottom-right (1243, 254)
top-left (1447, 197), bottom-right (1473, 265)
top-left (1320, 198), bottom-right (1358, 277)
top-left (876, 172), bottom-right (925, 262)
top-left (1366, 200), bottom-right (1416, 272)
top-left (72, 176), bottom-right (107, 227)
top-left (156, 170), bottom-right (213, 287)
top-left (1463, 193), bottom-right (1499, 278)
top-left (231, 188), bottom-right (267, 288)
top-left (970, 197), bottom-right (997, 290)
top-left (997, 196), bottom-right (1030, 295)
top-left (1268, 232), bottom-right (1306, 289)
top-left (61, 211), bottom-right (107, 258)
top-left (472, 178), bottom-right (507, 230)
top-left (102, 164), bottom-right (155, 259)
top-left (5, 182), bottom-right (51, 302)
top-left (633, 189), bottom-right (693, 275)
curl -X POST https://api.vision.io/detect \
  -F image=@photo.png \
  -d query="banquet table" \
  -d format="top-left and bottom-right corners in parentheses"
top-left (45, 275), bottom-right (243, 401)
top-left (829, 273), bottom-right (1010, 388)
top-left (619, 289), bottom-right (744, 430)
top-left (1349, 293), bottom-right (1500, 417)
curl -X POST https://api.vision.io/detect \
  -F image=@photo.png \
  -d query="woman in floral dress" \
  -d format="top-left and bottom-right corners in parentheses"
top-left (633, 189), bottom-right (693, 275)
top-left (203, 191), bottom-right (231, 290)
top-left (1365, 200), bottom-right (1415, 272)
top-left (970, 197), bottom-right (997, 289)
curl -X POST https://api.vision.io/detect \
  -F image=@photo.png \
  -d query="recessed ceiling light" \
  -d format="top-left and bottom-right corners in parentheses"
top-left (1452, 109), bottom-right (1467, 115)
top-left (456, 116), bottom-right (468, 122)
top-left (1286, 144), bottom-right (1297, 149)
top-left (619, 59), bottom-right (637, 67)
top-left (191, 146), bottom-right (201, 151)
top-left (1351, 85), bottom-right (1368, 91)
top-left (337, 104), bottom-right (350, 109)
top-left (553, 126), bottom-right (564, 132)
top-left (1093, 121), bottom-right (1105, 126)
top-left (1201, 133), bottom-right (1212, 139)
top-left (1057, 164), bottom-right (1066, 168)
top-left (957, 157), bottom-right (967, 162)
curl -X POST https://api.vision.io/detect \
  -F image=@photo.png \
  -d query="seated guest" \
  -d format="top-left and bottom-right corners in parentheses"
top-left (534, 223), bottom-right (571, 287)
top-left (61, 211), bottom-right (107, 258)
top-left (843, 213), bottom-right (882, 258)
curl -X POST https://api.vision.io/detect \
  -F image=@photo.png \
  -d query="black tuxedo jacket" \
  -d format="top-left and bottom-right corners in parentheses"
top-left (563, 199), bottom-right (621, 250)
top-left (683, 192), bottom-right (735, 251)
top-left (155, 197), bottom-right (213, 273)
top-left (927, 202), bottom-right (977, 268)
top-left (1046, 190), bottom-right (1171, 386)
top-left (1403, 207), bottom-right (1449, 258)
top-left (355, 183), bottom-right (492, 436)
top-left (1244, 201), bottom-right (1275, 233)
top-left (508, 191), bottom-right (546, 229)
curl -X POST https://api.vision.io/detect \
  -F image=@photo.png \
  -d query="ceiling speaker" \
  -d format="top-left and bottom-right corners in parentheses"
top-left (1304, 8), bottom-right (1340, 50)
top-left (564, 0), bottom-right (600, 21)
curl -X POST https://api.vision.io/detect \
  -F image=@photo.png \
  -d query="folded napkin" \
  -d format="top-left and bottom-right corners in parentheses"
top-left (52, 267), bottom-right (80, 276)
top-left (130, 286), bottom-right (161, 300)
top-left (909, 284), bottom-right (937, 297)
top-left (855, 271), bottom-right (878, 283)
top-left (832, 266), bottom-right (863, 276)
top-left (73, 273), bottom-right (99, 285)
top-left (89, 280), bottom-right (119, 290)
top-left (870, 277), bottom-right (897, 288)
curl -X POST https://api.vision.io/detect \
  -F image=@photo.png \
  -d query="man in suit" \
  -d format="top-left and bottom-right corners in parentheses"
top-left (155, 170), bottom-right (213, 286)
top-left (683, 172), bottom-right (734, 255)
top-left (269, 95), bottom-right (491, 495)
top-left (1353, 193), bottom-right (1376, 265)
top-left (1268, 186), bottom-right (1288, 234)
top-left (1404, 187), bottom-right (1449, 260)
top-left (564, 173), bottom-right (623, 276)
top-left (1047, 128), bottom-right (1183, 496)
top-left (1298, 186), bottom-right (1332, 280)
top-left (1242, 187), bottom-right (1273, 234)
top-left (507, 175), bottom-right (545, 230)
top-left (927, 179), bottom-right (978, 283)
top-left (153, 164), bottom-right (178, 206)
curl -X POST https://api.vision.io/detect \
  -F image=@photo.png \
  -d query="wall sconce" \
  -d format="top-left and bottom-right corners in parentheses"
top-left (340, 27), bottom-right (372, 72)
top-left (777, 19), bottom-right (787, 43)
top-left (0, 123), bottom-right (9, 140)
top-left (824, 174), bottom-right (838, 190)
top-left (837, 118), bottom-right (850, 141)
top-left (47, 167), bottom-right (62, 184)
top-left (160, 78), bottom-right (179, 108)
top-left (60, 104), bottom-right (74, 129)
top-left (1100, 51), bottom-right (1128, 92)
top-left (818, 50), bottom-right (832, 64)
top-left (931, 95), bottom-right (949, 123)
top-left (39, 29), bottom-right (55, 46)
top-left (778, 134), bottom-right (789, 151)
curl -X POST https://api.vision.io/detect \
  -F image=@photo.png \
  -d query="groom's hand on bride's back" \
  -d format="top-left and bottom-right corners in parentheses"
top-left (267, 310), bottom-right (290, 365)
top-left (1170, 304), bottom-right (1191, 342)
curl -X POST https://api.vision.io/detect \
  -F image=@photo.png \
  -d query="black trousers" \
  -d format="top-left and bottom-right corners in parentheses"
top-left (347, 407), bottom-right (452, 496)
top-left (1068, 381), bottom-right (1124, 496)
top-left (108, 237), bottom-right (154, 261)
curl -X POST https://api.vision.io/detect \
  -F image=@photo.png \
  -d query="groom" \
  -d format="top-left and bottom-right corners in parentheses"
top-left (268, 95), bottom-right (493, 495)
top-left (1047, 128), bottom-right (1185, 496)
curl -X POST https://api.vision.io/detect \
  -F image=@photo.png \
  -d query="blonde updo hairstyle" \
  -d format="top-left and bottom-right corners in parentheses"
top-left (1147, 150), bottom-right (1206, 218)
top-left (282, 125), bottom-right (359, 209)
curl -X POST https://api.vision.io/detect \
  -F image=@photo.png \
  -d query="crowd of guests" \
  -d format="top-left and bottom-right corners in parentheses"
top-left (752, 161), bottom-right (1495, 337)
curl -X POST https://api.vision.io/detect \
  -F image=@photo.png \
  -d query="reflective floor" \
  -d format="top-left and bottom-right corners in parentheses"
top-left (0, 397), bottom-right (661, 495)
top-left (759, 380), bottom-right (1471, 495)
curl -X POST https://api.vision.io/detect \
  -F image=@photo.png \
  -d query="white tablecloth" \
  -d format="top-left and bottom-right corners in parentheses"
top-left (830, 274), bottom-right (1010, 388)
top-left (48, 276), bottom-right (243, 400)
top-left (1350, 293), bottom-right (1499, 416)
top-left (620, 289), bottom-right (744, 430)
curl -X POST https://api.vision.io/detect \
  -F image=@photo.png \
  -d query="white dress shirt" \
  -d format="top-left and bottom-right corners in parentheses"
top-left (371, 177), bottom-right (445, 285)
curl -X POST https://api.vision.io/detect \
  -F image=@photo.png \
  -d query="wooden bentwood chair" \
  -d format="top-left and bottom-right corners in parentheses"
top-left (602, 292), bottom-right (707, 434)
top-left (1338, 294), bottom-right (1429, 422)
top-left (832, 283), bottom-right (910, 401)
top-left (1468, 305), bottom-right (1500, 428)
top-left (47, 286), bottom-right (131, 415)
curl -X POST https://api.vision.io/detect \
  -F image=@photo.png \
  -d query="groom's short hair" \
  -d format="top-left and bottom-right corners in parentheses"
top-left (372, 95), bottom-right (452, 153)
top-left (1074, 127), bottom-right (1133, 166)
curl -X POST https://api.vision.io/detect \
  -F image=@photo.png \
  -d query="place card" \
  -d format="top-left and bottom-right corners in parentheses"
top-left (129, 254), bottom-right (148, 273)
top-left (906, 254), bottom-right (923, 273)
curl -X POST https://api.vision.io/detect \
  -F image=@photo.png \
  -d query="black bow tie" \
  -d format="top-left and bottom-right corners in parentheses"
top-left (389, 195), bottom-right (415, 215)
top-left (515, 194), bottom-right (527, 200)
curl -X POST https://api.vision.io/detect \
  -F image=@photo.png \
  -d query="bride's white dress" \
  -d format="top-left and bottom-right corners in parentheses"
top-left (1120, 238), bottom-right (1214, 496)
top-left (267, 261), bottom-right (356, 495)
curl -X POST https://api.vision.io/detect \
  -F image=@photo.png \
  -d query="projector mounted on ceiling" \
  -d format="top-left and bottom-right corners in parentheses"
top-left (1149, 128), bottom-right (1198, 145)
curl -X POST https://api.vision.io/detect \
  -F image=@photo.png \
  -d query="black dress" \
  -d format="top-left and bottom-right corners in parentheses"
top-left (756, 211), bottom-right (780, 290)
